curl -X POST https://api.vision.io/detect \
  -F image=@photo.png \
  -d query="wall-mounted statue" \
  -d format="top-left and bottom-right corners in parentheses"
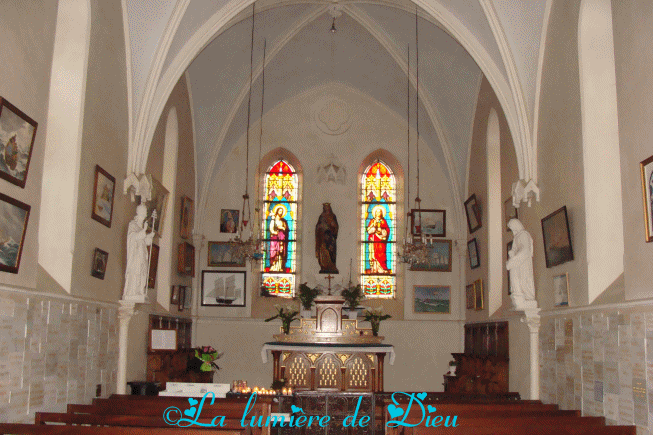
top-left (506, 218), bottom-right (538, 310)
top-left (316, 203), bottom-right (339, 274)
top-left (123, 204), bottom-right (155, 301)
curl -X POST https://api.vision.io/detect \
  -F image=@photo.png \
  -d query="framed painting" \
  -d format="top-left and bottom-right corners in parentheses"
top-left (201, 270), bottom-right (246, 307)
top-left (184, 285), bottom-right (192, 309)
top-left (465, 284), bottom-right (475, 310)
top-left (177, 286), bottom-right (185, 312)
top-left (208, 241), bottom-right (246, 267)
top-left (640, 155), bottom-right (653, 242)
top-left (474, 279), bottom-right (484, 311)
top-left (90, 248), bottom-right (108, 280)
top-left (0, 97), bottom-right (38, 188)
top-left (0, 192), bottom-right (30, 274)
top-left (541, 206), bottom-right (574, 268)
top-left (148, 243), bottom-right (160, 288)
top-left (91, 165), bottom-right (116, 228)
top-left (410, 239), bottom-right (452, 272)
top-left (139, 175), bottom-right (168, 235)
top-left (468, 238), bottom-right (480, 269)
top-left (411, 209), bottom-right (446, 237)
top-left (177, 242), bottom-right (195, 277)
top-left (553, 273), bottom-right (569, 307)
top-left (220, 209), bottom-right (239, 234)
top-left (180, 196), bottom-right (193, 239)
top-left (504, 197), bottom-right (518, 226)
top-left (170, 285), bottom-right (181, 304)
top-left (464, 194), bottom-right (482, 233)
top-left (413, 285), bottom-right (450, 314)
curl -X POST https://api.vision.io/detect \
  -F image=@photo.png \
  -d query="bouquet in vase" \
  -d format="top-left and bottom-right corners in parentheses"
top-left (194, 346), bottom-right (222, 372)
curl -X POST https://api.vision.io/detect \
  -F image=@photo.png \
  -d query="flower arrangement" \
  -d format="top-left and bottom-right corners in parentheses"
top-left (363, 307), bottom-right (392, 336)
top-left (298, 283), bottom-right (321, 310)
top-left (341, 284), bottom-right (364, 310)
top-left (265, 304), bottom-right (300, 334)
top-left (194, 346), bottom-right (222, 372)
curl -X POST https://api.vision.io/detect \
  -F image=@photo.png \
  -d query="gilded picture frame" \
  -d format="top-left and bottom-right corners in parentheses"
top-left (0, 97), bottom-right (38, 188)
top-left (640, 155), bottom-right (653, 242)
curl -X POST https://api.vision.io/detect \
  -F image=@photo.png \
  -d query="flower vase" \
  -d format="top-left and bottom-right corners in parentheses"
top-left (282, 321), bottom-right (291, 335)
top-left (301, 308), bottom-right (312, 318)
top-left (371, 320), bottom-right (380, 336)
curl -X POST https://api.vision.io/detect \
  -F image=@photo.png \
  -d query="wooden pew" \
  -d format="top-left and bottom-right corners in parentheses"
top-left (0, 424), bottom-right (244, 435)
top-left (398, 426), bottom-right (636, 435)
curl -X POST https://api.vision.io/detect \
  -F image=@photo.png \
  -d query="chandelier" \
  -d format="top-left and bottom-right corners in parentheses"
top-left (401, 11), bottom-right (429, 265)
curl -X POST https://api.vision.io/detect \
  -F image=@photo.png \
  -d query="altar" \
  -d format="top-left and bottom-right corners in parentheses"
top-left (262, 295), bottom-right (395, 392)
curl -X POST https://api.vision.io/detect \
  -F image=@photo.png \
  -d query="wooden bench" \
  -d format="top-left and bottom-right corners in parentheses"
top-left (0, 424), bottom-right (244, 435)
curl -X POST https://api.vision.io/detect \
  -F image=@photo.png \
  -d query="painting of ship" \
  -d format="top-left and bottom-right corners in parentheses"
top-left (0, 193), bottom-right (30, 274)
top-left (4, 135), bottom-right (18, 171)
top-left (201, 270), bottom-right (246, 307)
top-left (0, 98), bottom-right (38, 188)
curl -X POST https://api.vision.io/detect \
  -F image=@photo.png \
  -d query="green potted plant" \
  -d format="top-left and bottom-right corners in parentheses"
top-left (298, 283), bottom-right (320, 317)
top-left (341, 284), bottom-right (364, 319)
top-left (265, 304), bottom-right (300, 334)
top-left (363, 307), bottom-right (392, 336)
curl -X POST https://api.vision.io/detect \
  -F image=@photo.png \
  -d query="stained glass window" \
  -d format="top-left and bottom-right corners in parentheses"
top-left (360, 161), bottom-right (396, 298)
top-left (261, 160), bottom-right (298, 297)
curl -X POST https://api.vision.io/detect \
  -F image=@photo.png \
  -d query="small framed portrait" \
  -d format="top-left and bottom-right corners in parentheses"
top-left (468, 238), bottom-right (480, 269)
top-left (0, 192), bottom-right (30, 274)
top-left (91, 165), bottom-right (116, 228)
top-left (148, 244), bottom-right (160, 288)
top-left (411, 209), bottom-right (446, 237)
top-left (0, 97), bottom-right (38, 188)
top-left (410, 239), bottom-right (452, 272)
top-left (177, 286), bottom-right (186, 312)
top-left (553, 273), bottom-right (569, 307)
top-left (414, 285), bottom-right (450, 314)
top-left (170, 285), bottom-right (181, 304)
top-left (208, 241), bottom-right (246, 267)
top-left (464, 194), bottom-right (482, 233)
top-left (220, 209), bottom-right (239, 233)
top-left (177, 242), bottom-right (195, 277)
top-left (541, 206), bottom-right (574, 268)
top-left (474, 279), bottom-right (484, 311)
top-left (90, 248), bottom-right (109, 280)
top-left (465, 284), bottom-right (475, 310)
top-left (180, 196), bottom-right (193, 239)
top-left (640, 155), bottom-right (653, 242)
top-left (504, 197), bottom-right (518, 227)
top-left (201, 270), bottom-right (246, 307)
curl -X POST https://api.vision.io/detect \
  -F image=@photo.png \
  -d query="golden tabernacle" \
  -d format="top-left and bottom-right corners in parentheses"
top-left (262, 296), bottom-right (395, 392)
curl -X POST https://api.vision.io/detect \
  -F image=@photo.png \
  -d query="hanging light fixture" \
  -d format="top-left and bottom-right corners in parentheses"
top-left (401, 12), bottom-right (429, 265)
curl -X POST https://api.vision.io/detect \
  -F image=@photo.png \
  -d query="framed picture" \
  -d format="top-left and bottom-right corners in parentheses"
top-left (170, 285), bottom-right (181, 304)
top-left (91, 165), bottom-right (116, 228)
top-left (541, 206), bottom-right (574, 268)
top-left (553, 273), bottom-right (569, 307)
top-left (504, 198), bottom-right (518, 226)
top-left (201, 270), bottom-right (246, 307)
top-left (177, 242), bottom-right (195, 277)
top-left (410, 239), bottom-right (452, 272)
top-left (413, 285), bottom-right (450, 313)
top-left (0, 97), bottom-right (38, 188)
top-left (506, 241), bottom-right (513, 295)
top-left (208, 241), bottom-right (246, 267)
top-left (90, 248), bottom-right (109, 280)
top-left (184, 285), bottom-right (192, 309)
top-left (465, 284), bottom-right (475, 310)
top-left (0, 193), bottom-right (30, 274)
top-left (468, 238), bottom-right (480, 269)
top-left (220, 209), bottom-right (239, 233)
top-left (640, 155), bottom-right (653, 242)
top-left (177, 286), bottom-right (185, 312)
top-left (148, 244), bottom-right (160, 288)
top-left (474, 279), bottom-right (484, 311)
top-left (411, 209), bottom-right (446, 237)
top-left (180, 196), bottom-right (193, 239)
top-left (464, 194), bottom-right (482, 233)
top-left (139, 175), bottom-right (169, 235)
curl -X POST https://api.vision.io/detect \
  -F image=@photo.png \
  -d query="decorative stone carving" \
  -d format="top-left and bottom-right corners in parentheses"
top-left (506, 218), bottom-right (538, 310)
top-left (312, 98), bottom-right (352, 136)
top-left (122, 204), bottom-right (155, 303)
top-left (512, 179), bottom-right (540, 207)
top-left (316, 153), bottom-right (347, 185)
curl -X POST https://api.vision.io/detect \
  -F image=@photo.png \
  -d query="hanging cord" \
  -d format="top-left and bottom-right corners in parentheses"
top-left (406, 43), bottom-right (411, 242)
top-left (242, 3), bottom-right (256, 234)
top-left (255, 39), bottom-right (267, 238)
top-left (415, 9), bottom-right (422, 229)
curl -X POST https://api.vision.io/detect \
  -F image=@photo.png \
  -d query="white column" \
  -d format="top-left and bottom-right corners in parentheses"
top-left (116, 301), bottom-right (136, 394)
top-left (522, 309), bottom-right (541, 400)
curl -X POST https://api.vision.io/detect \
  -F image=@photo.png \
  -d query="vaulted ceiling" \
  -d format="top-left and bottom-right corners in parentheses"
top-left (123, 0), bottom-right (550, 220)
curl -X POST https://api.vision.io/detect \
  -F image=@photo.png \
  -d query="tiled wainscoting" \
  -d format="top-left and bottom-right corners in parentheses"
top-left (0, 288), bottom-right (118, 422)
top-left (540, 305), bottom-right (652, 434)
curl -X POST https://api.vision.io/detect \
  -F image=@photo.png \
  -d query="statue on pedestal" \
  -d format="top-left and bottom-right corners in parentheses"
top-left (123, 204), bottom-right (155, 301)
top-left (316, 203), bottom-right (339, 274)
top-left (506, 218), bottom-right (537, 310)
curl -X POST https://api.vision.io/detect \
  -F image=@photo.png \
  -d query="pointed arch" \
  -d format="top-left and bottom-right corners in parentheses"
top-left (486, 108), bottom-right (502, 315)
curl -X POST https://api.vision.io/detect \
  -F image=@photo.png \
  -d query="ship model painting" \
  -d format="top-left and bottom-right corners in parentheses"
top-left (0, 98), bottom-right (38, 188)
top-left (201, 270), bottom-right (246, 307)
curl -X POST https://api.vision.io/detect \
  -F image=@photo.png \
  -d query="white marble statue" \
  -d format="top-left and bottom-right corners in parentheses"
top-left (123, 204), bottom-right (155, 301)
top-left (506, 218), bottom-right (538, 310)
